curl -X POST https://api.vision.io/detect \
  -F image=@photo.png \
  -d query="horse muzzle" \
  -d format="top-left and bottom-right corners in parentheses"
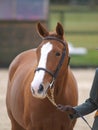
top-left (31, 82), bottom-right (50, 99)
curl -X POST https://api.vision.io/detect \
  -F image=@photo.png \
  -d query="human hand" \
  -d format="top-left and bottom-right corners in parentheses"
top-left (57, 104), bottom-right (76, 114)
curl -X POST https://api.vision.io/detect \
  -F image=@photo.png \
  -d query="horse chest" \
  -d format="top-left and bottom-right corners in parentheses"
top-left (28, 108), bottom-right (68, 129)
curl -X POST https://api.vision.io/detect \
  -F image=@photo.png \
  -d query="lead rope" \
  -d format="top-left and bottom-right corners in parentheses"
top-left (74, 111), bottom-right (92, 130)
top-left (47, 86), bottom-right (92, 130)
top-left (47, 86), bottom-right (57, 107)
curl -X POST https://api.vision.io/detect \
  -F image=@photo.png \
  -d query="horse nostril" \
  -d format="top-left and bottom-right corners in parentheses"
top-left (31, 87), bottom-right (35, 94)
top-left (38, 84), bottom-right (44, 94)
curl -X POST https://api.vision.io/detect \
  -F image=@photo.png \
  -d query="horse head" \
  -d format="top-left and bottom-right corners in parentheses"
top-left (31, 22), bottom-right (70, 99)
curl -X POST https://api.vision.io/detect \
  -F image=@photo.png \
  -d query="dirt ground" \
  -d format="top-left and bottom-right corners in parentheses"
top-left (0, 68), bottom-right (96, 130)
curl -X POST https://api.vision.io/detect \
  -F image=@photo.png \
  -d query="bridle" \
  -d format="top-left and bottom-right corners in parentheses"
top-left (35, 36), bottom-right (69, 106)
top-left (35, 36), bottom-right (69, 88)
top-left (35, 36), bottom-right (69, 108)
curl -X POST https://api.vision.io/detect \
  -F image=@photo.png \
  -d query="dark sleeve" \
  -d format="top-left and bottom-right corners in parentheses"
top-left (90, 68), bottom-right (98, 106)
top-left (70, 68), bottom-right (98, 119)
top-left (70, 98), bottom-right (97, 119)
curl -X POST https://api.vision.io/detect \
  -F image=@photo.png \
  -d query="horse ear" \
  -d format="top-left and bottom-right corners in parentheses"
top-left (56, 22), bottom-right (64, 38)
top-left (37, 22), bottom-right (49, 38)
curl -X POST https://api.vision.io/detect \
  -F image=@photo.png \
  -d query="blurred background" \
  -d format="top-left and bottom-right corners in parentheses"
top-left (49, 0), bottom-right (98, 68)
top-left (0, 1), bottom-right (98, 130)
top-left (0, 0), bottom-right (98, 68)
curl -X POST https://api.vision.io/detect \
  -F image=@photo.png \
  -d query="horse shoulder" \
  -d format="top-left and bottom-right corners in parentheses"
top-left (6, 49), bottom-right (37, 126)
top-left (9, 49), bottom-right (37, 82)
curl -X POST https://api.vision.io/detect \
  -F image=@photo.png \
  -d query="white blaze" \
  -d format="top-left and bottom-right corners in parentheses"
top-left (31, 42), bottom-right (53, 93)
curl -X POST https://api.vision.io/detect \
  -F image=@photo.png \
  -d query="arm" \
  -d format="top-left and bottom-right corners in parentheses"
top-left (71, 68), bottom-right (98, 118)
top-left (58, 68), bottom-right (98, 119)
top-left (71, 98), bottom-right (97, 119)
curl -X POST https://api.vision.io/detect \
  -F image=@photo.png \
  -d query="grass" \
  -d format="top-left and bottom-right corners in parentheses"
top-left (49, 5), bottom-right (98, 67)
top-left (66, 34), bottom-right (98, 49)
top-left (70, 50), bottom-right (98, 67)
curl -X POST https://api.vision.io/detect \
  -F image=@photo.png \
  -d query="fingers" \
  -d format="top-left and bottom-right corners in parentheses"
top-left (57, 104), bottom-right (63, 109)
top-left (57, 104), bottom-right (67, 112)
top-left (57, 104), bottom-right (76, 114)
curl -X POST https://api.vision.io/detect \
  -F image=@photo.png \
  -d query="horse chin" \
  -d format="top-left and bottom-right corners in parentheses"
top-left (32, 93), bottom-right (47, 99)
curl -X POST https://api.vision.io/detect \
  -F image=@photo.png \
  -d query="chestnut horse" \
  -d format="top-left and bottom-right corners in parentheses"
top-left (6, 22), bottom-right (78, 130)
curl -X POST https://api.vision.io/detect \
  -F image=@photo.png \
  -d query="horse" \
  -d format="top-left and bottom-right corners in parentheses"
top-left (6, 22), bottom-right (78, 130)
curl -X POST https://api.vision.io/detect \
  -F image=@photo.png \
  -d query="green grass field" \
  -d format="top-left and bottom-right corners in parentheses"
top-left (49, 5), bottom-right (98, 67)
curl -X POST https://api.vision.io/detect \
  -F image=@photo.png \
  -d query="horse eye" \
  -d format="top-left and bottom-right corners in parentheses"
top-left (55, 52), bottom-right (61, 56)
